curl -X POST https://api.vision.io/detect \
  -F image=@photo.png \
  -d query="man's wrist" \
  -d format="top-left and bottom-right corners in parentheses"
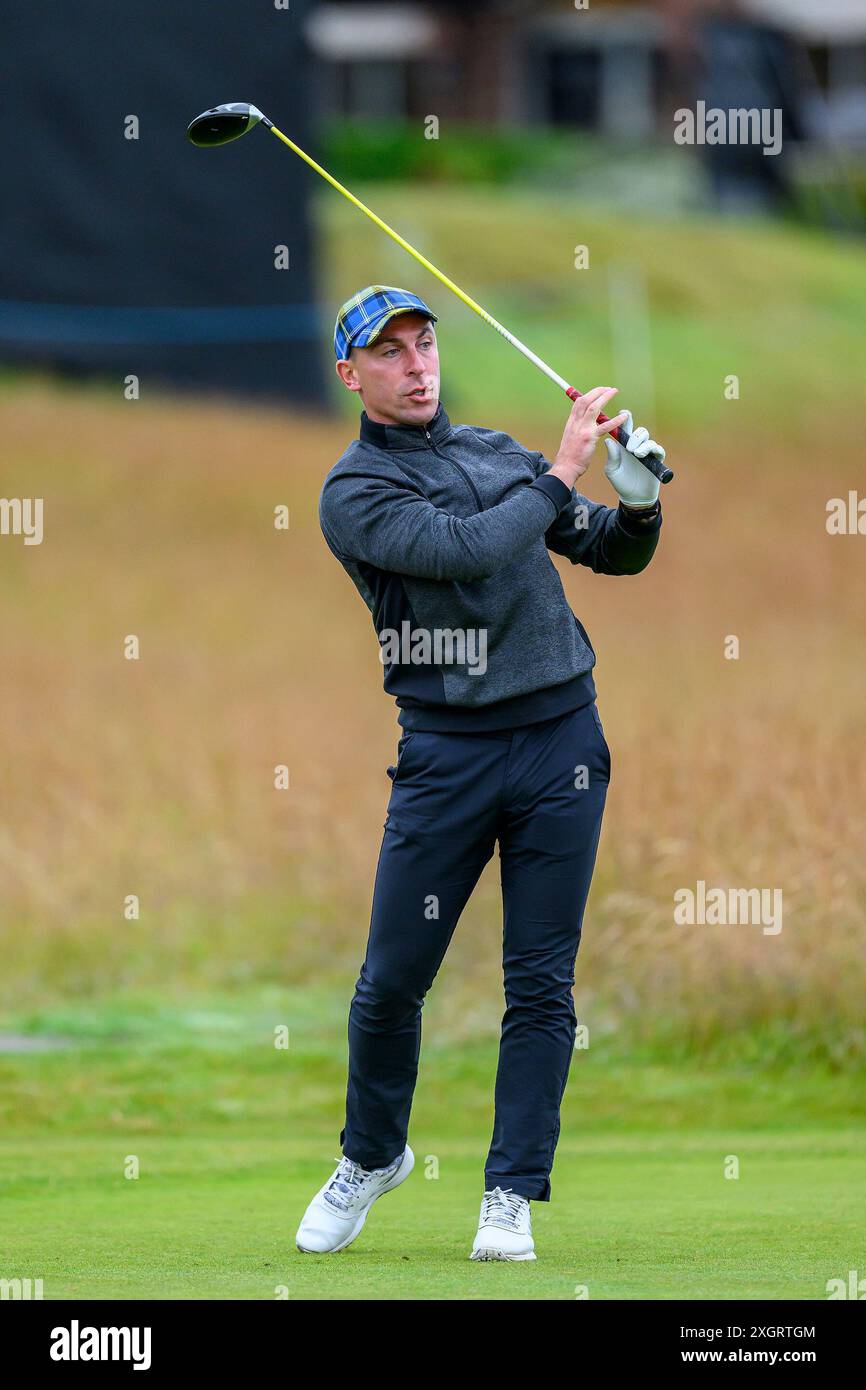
top-left (548, 460), bottom-right (578, 490)
top-left (617, 497), bottom-right (661, 527)
top-left (619, 498), bottom-right (659, 513)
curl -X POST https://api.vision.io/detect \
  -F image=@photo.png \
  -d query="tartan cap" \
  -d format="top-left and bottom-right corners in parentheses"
top-left (334, 285), bottom-right (437, 359)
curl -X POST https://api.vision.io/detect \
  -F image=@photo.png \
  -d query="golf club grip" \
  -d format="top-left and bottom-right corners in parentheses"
top-left (565, 386), bottom-right (674, 484)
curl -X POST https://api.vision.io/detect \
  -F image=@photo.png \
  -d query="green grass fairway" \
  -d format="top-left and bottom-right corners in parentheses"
top-left (1, 991), bottom-right (863, 1300)
top-left (3, 1134), bottom-right (862, 1301)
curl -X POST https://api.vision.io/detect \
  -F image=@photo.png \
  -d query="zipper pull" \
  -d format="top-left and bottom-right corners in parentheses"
top-left (425, 429), bottom-right (431, 440)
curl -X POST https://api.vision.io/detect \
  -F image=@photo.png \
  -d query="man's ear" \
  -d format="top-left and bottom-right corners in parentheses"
top-left (335, 357), bottom-right (362, 393)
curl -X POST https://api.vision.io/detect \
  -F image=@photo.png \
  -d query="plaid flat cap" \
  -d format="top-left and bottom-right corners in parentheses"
top-left (334, 285), bottom-right (437, 359)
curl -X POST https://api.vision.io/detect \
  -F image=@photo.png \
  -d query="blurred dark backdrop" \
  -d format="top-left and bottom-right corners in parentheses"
top-left (0, 0), bottom-right (326, 404)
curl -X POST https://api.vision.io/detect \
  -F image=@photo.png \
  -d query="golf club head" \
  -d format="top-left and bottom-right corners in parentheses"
top-left (186, 103), bottom-right (269, 147)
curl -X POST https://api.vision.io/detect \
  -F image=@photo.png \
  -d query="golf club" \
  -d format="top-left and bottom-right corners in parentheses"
top-left (187, 102), bottom-right (673, 485)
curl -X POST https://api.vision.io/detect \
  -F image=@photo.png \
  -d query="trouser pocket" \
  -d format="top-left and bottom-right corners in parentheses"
top-left (386, 731), bottom-right (415, 784)
top-left (589, 703), bottom-right (611, 779)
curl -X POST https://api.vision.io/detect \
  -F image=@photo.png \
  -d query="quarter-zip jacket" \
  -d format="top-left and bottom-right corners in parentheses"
top-left (319, 402), bottom-right (663, 731)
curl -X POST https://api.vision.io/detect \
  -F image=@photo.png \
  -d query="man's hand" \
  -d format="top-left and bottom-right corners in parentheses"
top-left (603, 410), bottom-right (664, 509)
top-left (548, 387), bottom-right (628, 492)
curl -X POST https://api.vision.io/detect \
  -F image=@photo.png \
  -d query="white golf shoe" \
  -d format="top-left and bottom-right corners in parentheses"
top-left (296, 1145), bottom-right (414, 1253)
top-left (470, 1186), bottom-right (536, 1261)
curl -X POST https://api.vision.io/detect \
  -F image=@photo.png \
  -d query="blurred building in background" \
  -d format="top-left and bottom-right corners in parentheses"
top-left (307, 0), bottom-right (866, 146)
top-left (307, 0), bottom-right (866, 223)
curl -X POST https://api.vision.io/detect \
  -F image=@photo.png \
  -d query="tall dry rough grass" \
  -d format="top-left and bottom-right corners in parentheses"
top-left (1, 380), bottom-right (863, 1062)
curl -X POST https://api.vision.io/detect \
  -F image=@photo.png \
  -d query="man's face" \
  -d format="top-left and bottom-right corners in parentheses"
top-left (335, 312), bottom-right (440, 426)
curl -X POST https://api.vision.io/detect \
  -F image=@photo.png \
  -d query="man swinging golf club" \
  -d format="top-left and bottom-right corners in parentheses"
top-left (295, 285), bottom-right (666, 1261)
top-left (185, 103), bottom-right (672, 1262)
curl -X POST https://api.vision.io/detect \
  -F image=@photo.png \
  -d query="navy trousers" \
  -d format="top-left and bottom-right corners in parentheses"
top-left (340, 701), bottom-right (610, 1200)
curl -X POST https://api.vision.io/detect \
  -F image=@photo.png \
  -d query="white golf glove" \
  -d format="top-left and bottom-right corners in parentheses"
top-left (603, 411), bottom-right (663, 509)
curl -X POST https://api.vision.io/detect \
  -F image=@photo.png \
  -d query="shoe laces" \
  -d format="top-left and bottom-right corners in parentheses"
top-left (324, 1157), bottom-right (374, 1212)
top-left (325, 1154), bottom-right (399, 1212)
top-left (481, 1186), bottom-right (528, 1230)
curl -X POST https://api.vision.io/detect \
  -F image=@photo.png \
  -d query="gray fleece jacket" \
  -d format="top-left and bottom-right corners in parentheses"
top-left (319, 402), bottom-right (662, 731)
